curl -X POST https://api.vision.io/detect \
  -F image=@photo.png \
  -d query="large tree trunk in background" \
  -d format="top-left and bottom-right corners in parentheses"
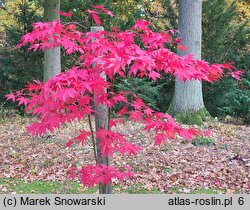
top-left (172, 0), bottom-right (208, 125)
top-left (43, 0), bottom-right (61, 81)
top-left (91, 26), bottom-right (112, 194)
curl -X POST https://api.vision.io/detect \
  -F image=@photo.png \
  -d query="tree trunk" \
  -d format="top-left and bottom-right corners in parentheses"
top-left (91, 26), bottom-right (112, 194)
top-left (172, 0), bottom-right (208, 125)
top-left (43, 0), bottom-right (61, 81)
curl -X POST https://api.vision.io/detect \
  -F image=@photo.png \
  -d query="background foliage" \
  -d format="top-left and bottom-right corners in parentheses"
top-left (202, 0), bottom-right (250, 124)
top-left (0, 0), bottom-right (249, 124)
top-left (0, 0), bottom-right (43, 110)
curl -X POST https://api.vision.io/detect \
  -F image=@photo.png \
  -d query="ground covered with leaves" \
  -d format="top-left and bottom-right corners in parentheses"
top-left (0, 116), bottom-right (249, 194)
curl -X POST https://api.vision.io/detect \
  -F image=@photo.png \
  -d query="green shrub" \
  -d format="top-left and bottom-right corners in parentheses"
top-left (0, 2), bottom-right (43, 110)
top-left (202, 0), bottom-right (250, 124)
top-left (191, 137), bottom-right (216, 147)
top-left (114, 76), bottom-right (164, 111)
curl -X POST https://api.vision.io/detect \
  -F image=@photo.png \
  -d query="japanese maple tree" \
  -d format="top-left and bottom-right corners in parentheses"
top-left (6, 6), bottom-right (242, 193)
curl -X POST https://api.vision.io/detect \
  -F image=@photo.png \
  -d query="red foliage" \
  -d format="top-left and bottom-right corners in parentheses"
top-left (56, 10), bottom-right (73, 17)
top-left (6, 6), bottom-right (242, 188)
top-left (68, 164), bottom-right (133, 188)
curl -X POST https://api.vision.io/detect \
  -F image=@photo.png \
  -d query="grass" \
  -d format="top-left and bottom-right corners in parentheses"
top-left (191, 137), bottom-right (216, 146)
top-left (0, 178), bottom-right (227, 194)
top-left (181, 137), bottom-right (217, 147)
top-left (0, 179), bottom-right (97, 194)
top-left (114, 183), bottom-right (164, 194)
top-left (0, 178), bottom-right (162, 194)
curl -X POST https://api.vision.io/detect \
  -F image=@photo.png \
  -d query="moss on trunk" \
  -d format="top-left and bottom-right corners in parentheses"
top-left (168, 104), bottom-right (210, 125)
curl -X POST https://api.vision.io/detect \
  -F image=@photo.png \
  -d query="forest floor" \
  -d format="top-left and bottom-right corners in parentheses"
top-left (0, 116), bottom-right (249, 194)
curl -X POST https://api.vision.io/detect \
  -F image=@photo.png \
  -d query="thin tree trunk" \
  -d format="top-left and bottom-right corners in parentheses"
top-left (91, 26), bottom-right (112, 194)
top-left (43, 0), bottom-right (61, 81)
top-left (172, 0), bottom-right (206, 123)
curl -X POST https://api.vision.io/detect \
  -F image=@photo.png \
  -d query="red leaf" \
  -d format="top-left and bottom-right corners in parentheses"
top-left (174, 37), bottom-right (182, 44)
top-left (78, 164), bottom-right (134, 187)
top-left (129, 110), bottom-right (143, 122)
top-left (92, 5), bottom-right (114, 17)
top-left (118, 142), bottom-right (141, 155)
top-left (5, 93), bottom-right (16, 102)
top-left (117, 107), bottom-right (127, 116)
top-left (132, 19), bottom-right (151, 32)
top-left (75, 130), bottom-right (91, 144)
top-left (109, 119), bottom-right (124, 128)
top-left (27, 81), bottom-right (42, 92)
top-left (86, 9), bottom-right (102, 25)
top-left (154, 133), bottom-right (166, 146)
top-left (180, 128), bottom-right (201, 141)
top-left (56, 10), bottom-right (73, 17)
top-left (66, 140), bottom-right (74, 147)
top-left (17, 97), bottom-right (28, 106)
top-left (230, 70), bottom-right (244, 80)
top-left (177, 44), bottom-right (188, 51)
top-left (148, 70), bottom-right (161, 81)
top-left (204, 130), bottom-right (212, 136)
top-left (132, 97), bottom-right (145, 110)
top-left (144, 107), bottom-right (154, 117)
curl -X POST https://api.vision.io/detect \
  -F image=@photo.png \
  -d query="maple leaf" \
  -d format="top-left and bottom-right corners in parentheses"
top-left (230, 70), bottom-right (244, 80)
top-left (66, 140), bottom-right (74, 147)
top-left (78, 164), bottom-right (133, 187)
top-left (86, 9), bottom-right (101, 25)
top-left (118, 142), bottom-right (142, 155)
top-left (109, 119), bottom-right (124, 128)
top-left (17, 97), bottom-right (29, 106)
top-left (104, 54), bottom-right (127, 78)
top-left (132, 96), bottom-right (145, 110)
top-left (109, 120), bottom-right (117, 128)
top-left (177, 45), bottom-right (188, 51)
top-left (65, 24), bottom-right (77, 31)
top-left (174, 37), bottom-right (182, 44)
top-left (204, 130), bottom-right (212, 136)
top-left (132, 19), bottom-right (151, 32)
top-left (129, 110), bottom-right (143, 122)
top-left (96, 129), bottom-right (114, 157)
top-left (180, 128), bottom-right (201, 141)
top-left (160, 31), bottom-right (172, 43)
top-left (112, 93), bottom-right (127, 103)
top-left (117, 107), bottom-right (127, 116)
top-left (154, 133), bottom-right (167, 146)
top-left (75, 130), bottom-right (91, 145)
top-left (67, 167), bottom-right (77, 180)
top-left (56, 10), bottom-right (73, 17)
top-left (144, 107), bottom-right (154, 117)
top-left (56, 88), bottom-right (78, 102)
top-left (26, 81), bottom-right (42, 92)
top-left (148, 70), bottom-right (161, 81)
top-left (5, 93), bottom-right (16, 102)
top-left (92, 5), bottom-right (114, 17)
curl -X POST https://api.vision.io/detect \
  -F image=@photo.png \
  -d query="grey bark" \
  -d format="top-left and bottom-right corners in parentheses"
top-left (91, 26), bottom-right (112, 194)
top-left (43, 0), bottom-right (61, 81)
top-left (173, 0), bottom-right (205, 113)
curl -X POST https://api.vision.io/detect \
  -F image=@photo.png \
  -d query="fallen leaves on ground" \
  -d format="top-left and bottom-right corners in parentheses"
top-left (0, 116), bottom-right (249, 193)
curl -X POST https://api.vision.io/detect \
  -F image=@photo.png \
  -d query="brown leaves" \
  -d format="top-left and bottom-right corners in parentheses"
top-left (0, 117), bottom-right (249, 193)
top-left (113, 121), bottom-right (249, 193)
top-left (0, 117), bottom-right (95, 183)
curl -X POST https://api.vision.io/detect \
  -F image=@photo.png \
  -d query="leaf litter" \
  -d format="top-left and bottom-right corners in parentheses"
top-left (0, 117), bottom-right (249, 193)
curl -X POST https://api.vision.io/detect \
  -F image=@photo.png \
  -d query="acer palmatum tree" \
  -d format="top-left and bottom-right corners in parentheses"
top-left (91, 25), bottom-right (112, 194)
top-left (6, 6), bottom-right (243, 194)
top-left (43, 0), bottom-right (61, 81)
